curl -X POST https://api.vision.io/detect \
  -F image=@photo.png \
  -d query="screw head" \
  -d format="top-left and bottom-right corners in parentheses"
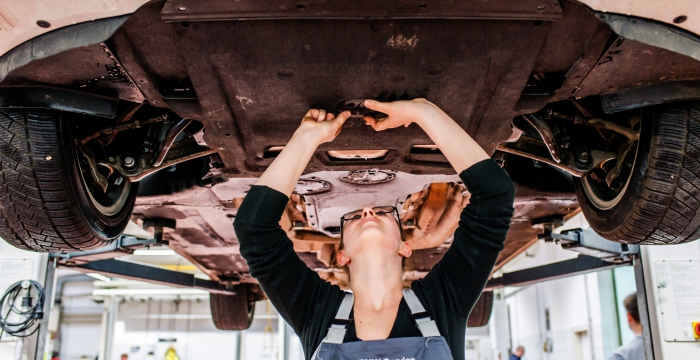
top-left (579, 152), bottom-right (590, 163)
top-left (123, 156), bottom-right (136, 168)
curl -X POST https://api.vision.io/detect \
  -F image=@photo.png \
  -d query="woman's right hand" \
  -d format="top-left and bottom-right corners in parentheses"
top-left (295, 109), bottom-right (352, 145)
top-left (255, 109), bottom-right (350, 196)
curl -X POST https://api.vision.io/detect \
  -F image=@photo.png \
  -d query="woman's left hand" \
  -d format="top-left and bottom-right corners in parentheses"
top-left (362, 98), bottom-right (439, 131)
top-left (295, 109), bottom-right (351, 145)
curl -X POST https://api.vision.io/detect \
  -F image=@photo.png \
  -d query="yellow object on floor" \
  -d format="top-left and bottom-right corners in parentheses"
top-left (164, 346), bottom-right (180, 360)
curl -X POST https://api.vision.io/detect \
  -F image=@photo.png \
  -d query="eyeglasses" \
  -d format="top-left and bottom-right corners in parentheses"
top-left (339, 205), bottom-right (403, 240)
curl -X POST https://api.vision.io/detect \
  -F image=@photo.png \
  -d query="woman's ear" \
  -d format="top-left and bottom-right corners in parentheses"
top-left (337, 250), bottom-right (350, 266)
top-left (399, 242), bottom-right (412, 258)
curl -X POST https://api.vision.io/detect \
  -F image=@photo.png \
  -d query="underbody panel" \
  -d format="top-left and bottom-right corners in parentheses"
top-left (2, 0), bottom-right (700, 286)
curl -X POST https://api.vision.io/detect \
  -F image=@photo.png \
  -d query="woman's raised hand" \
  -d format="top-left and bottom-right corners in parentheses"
top-left (296, 109), bottom-right (352, 145)
top-left (362, 98), bottom-right (439, 131)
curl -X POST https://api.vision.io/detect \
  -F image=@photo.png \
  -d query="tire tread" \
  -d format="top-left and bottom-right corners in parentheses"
top-left (602, 103), bottom-right (700, 244)
top-left (0, 109), bottom-right (108, 252)
top-left (209, 285), bottom-right (255, 331)
top-left (467, 291), bottom-right (493, 328)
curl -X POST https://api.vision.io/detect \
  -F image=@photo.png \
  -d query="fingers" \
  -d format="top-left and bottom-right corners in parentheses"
top-left (305, 109), bottom-right (319, 120)
top-left (316, 109), bottom-right (327, 122)
top-left (364, 99), bottom-right (392, 113)
top-left (335, 110), bottom-right (351, 124)
top-left (330, 111), bottom-right (351, 138)
top-left (363, 116), bottom-right (388, 131)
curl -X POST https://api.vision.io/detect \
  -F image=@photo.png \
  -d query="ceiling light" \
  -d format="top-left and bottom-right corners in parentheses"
top-left (87, 273), bottom-right (111, 282)
top-left (132, 249), bottom-right (177, 256)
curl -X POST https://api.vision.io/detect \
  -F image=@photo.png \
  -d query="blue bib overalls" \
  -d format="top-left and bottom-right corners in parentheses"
top-left (311, 289), bottom-right (455, 360)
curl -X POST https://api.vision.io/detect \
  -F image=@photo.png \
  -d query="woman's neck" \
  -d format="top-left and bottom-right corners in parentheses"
top-left (348, 254), bottom-right (404, 312)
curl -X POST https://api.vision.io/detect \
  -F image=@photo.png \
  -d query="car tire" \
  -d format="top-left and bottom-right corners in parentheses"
top-left (467, 291), bottom-right (493, 328)
top-left (0, 109), bottom-right (137, 252)
top-left (575, 102), bottom-right (700, 245)
top-left (210, 284), bottom-right (255, 330)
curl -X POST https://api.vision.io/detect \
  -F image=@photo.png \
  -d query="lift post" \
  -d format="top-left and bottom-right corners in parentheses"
top-left (634, 242), bottom-right (700, 359)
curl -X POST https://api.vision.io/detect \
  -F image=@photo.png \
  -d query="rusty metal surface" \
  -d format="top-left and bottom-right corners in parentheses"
top-left (160, 6), bottom-right (555, 170)
top-left (600, 81), bottom-right (700, 113)
top-left (2, 42), bottom-right (145, 102)
top-left (404, 183), bottom-right (468, 250)
top-left (161, 0), bottom-right (563, 22)
top-left (494, 197), bottom-right (579, 272)
top-left (130, 158), bottom-right (579, 283)
top-left (575, 37), bottom-right (700, 99)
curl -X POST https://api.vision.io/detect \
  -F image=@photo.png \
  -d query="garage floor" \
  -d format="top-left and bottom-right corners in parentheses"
top-left (1, 214), bottom-right (660, 360)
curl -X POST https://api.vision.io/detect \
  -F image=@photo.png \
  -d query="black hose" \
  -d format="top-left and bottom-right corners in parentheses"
top-left (0, 280), bottom-right (45, 341)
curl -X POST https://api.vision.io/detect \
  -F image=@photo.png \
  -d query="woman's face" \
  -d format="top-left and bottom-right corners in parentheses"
top-left (337, 206), bottom-right (410, 267)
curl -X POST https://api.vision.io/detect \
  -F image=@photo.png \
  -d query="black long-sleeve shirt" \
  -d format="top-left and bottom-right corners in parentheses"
top-left (234, 159), bottom-right (515, 360)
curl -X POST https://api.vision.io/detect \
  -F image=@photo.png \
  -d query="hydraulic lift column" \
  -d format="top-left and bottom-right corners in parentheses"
top-left (635, 241), bottom-right (700, 359)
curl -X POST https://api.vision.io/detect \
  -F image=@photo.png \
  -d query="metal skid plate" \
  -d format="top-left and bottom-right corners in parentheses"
top-left (294, 178), bottom-right (332, 195)
top-left (162, 0), bottom-right (563, 22)
top-left (211, 170), bottom-right (461, 236)
top-left (340, 169), bottom-right (396, 185)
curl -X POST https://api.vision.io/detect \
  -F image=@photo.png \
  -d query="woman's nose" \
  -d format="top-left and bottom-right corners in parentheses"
top-left (362, 207), bottom-right (376, 218)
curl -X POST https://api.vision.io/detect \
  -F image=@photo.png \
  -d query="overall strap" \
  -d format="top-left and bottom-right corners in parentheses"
top-left (403, 289), bottom-right (441, 337)
top-left (322, 292), bottom-right (354, 344)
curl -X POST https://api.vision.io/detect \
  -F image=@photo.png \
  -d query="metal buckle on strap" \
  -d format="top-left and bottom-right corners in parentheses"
top-left (324, 325), bottom-right (348, 344)
top-left (322, 292), bottom-right (355, 344)
top-left (403, 289), bottom-right (442, 338)
top-left (331, 318), bottom-right (352, 326)
top-left (411, 311), bottom-right (432, 321)
top-left (415, 319), bottom-right (441, 338)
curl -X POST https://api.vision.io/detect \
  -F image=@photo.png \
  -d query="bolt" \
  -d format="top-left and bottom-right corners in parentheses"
top-left (578, 152), bottom-right (590, 163)
top-left (108, 156), bottom-right (116, 163)
top-left (123, 156), bottom-right (136, 168)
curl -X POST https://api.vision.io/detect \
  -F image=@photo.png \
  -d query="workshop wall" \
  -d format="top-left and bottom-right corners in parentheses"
top-left (504, 268), bottom-right (636, 360)
top-left (57, 279), bottom-right (103, 360)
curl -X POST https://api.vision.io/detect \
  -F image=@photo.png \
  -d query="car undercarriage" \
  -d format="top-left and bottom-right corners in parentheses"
top-left (2, 0), bottom-right (700, 329)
